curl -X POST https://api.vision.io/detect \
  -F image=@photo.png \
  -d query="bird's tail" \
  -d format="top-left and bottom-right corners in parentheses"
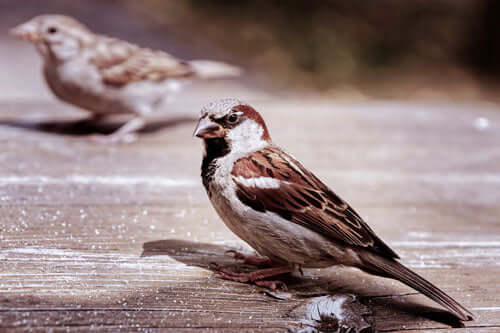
top-left (188, 60), bottom-right (242, 79)
top-left (358, 252), bottom-right (474, 321)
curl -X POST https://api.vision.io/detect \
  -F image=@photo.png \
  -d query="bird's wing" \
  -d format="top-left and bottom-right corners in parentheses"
top-left (231, 145), bottom-right (399, 259)
top-left (90, 37), bottom-right (194, 86)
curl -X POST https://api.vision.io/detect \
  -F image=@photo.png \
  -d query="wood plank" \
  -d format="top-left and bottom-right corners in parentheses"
top-left (1, 99), bottom-right (499, 331)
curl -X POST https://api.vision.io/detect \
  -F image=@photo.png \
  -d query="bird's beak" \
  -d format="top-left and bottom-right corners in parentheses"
top-left (10, 22), bottom-right (41, 42)
top-left (193, 117), bottom-right (224, 139)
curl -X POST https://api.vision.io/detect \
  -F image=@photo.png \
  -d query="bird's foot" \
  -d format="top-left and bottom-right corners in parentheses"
top-left (225, 250), bottom-right (274, 267)
top-left (85, 133), bottom-right (137, 144)
top-left (210, 263), bottom-right (292, 290)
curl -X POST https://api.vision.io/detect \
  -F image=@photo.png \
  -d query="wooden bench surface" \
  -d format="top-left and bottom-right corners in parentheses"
top-left (0, 99), bottom-right (499, 332)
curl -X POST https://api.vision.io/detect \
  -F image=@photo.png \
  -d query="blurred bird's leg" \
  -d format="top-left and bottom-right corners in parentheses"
top-left (87, 116), bottom-right (145, 144)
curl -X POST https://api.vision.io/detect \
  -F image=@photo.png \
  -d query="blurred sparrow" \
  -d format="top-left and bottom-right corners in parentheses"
top-left (194, 98), bottom-right (473, 321)
top-left (11, 15), bottom-right (241, 143)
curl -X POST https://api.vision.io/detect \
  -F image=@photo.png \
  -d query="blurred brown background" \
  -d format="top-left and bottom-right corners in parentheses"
top-left (2, 0), bottom-right (500, 100)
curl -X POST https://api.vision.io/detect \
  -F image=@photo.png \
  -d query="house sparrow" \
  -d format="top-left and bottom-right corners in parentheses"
top-left (194, 98), bottom-right (473, 321)
top-left (10, 15), bottom-right (241, 143)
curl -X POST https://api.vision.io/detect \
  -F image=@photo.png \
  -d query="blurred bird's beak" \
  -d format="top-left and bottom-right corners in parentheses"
top-left (194, 117), bottom-right (224, 139)
top-left (10, 22), bottom-right (41, 42)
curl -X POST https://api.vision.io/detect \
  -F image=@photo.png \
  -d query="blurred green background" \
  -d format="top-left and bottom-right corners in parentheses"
top-left (2, 0), bottom-right (500, 100)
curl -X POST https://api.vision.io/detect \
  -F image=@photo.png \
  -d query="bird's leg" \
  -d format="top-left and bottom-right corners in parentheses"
top-left (211, 263), bottom-right (295, 290)
top-left (225, 250), bottom-right (274, 267)
top-left (87, 116), bottom-right (145, 144)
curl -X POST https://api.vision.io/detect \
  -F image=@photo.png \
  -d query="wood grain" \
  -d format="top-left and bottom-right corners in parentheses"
top-left (0, 100), bottom-right (499, 332)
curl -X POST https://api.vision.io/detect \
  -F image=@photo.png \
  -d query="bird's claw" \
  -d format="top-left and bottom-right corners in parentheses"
top-left (210, 262), bottom-right (288, 290)
top-left (255, 280), bottom-right (287, 291)
top-left (209, 262), bottom-right (240, 275)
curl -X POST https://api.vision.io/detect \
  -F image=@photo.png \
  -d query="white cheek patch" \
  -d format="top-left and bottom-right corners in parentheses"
top-left (51, 39), bottom-right (80, 60)
top-left (233, 176), bottom-right (282, 189)
top-left (228, 119), bottom-right (263, 140)
top-left (227, 119), bottom-right (267, 155)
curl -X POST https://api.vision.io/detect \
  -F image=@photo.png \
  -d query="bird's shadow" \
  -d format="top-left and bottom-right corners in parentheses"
top-left (0, 116), bottom-right (195, 136)
top-left (142, 238), bottom-right (465, 329)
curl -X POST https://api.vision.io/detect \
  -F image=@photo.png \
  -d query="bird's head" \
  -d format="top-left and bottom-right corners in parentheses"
top-left (194, 98), bottom-right (271, 156)
top-left (11, 15), bottom-right (94, 63)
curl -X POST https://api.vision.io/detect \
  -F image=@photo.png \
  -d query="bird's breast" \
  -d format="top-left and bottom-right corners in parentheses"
top-left (204, 157), bottom-right (355, 267)
top-left (43, 60), bottom-right (134, 115)
top-left (44, 61), bottom-right (99, 102)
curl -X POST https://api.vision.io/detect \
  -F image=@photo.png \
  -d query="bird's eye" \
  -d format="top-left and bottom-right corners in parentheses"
top-left (47, 27), bottom-right (58, 34)
top-left (227, 113), bottom-right (239, 124)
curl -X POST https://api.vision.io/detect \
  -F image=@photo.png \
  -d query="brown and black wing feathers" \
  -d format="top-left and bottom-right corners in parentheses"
top-left (232, 145), bottom-right (399, 259)
top-left (232, 146), bottom-right (474, 321)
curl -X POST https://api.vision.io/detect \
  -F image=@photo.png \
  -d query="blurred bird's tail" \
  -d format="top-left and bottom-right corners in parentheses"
top-left (359, 251), bottom-right (474, 321)
top-left (189, 60), bottom-right (242, 79)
